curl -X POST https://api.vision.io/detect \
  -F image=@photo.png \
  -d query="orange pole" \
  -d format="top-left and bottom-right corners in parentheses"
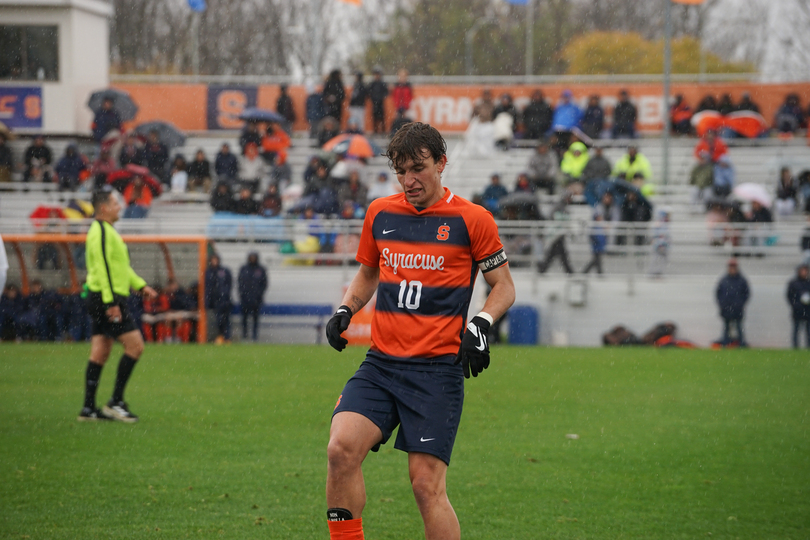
top-left (197, 238), bottom-right (207, 343)
top-left (8, 242), bottom-right (29, 295)
top-left (158, 242), bottom-right (176, 282)
top-left (58, 242), bottom-right (80, 294)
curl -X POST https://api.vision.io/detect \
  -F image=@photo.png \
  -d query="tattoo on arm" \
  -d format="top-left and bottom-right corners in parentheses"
top-left (349, 295), bottom-right (365, 315)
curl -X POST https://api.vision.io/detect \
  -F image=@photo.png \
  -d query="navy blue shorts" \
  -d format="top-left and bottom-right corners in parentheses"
top-left (332, 353), bottom-right (465, 465)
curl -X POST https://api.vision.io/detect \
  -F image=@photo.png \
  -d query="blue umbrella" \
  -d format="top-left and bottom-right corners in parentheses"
top-left (238, 108), bottom-right (286, 124)
top-left (87, 88), bottom-right (139, 121)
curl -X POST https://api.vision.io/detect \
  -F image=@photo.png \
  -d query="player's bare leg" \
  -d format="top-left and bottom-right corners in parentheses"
top-left (88, 335), bottom-right (114, 365)
top-left (409, 452), bottom-right (460, 540)
top-left (326, 411), bottom-right (382, 517)
top-left (118, 329), bottom-right (145, 359)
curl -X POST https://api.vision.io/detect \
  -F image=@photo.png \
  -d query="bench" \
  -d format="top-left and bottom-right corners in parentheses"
top-left (232, 303), bottom-right (333, 343)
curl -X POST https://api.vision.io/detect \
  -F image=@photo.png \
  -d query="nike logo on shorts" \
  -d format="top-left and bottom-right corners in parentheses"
top-left (420, 437), bottom-right (435, 442)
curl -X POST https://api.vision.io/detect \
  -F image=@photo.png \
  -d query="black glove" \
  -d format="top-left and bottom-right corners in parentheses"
top-left (454, 316), bottom-right (491, 378)
top-left (326, 305), bottom-right (352, 352)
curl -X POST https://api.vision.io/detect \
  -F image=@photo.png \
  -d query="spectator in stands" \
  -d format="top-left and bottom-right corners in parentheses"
top-left (493, 108), bottom-right (514, 151)
top-left (276, 84), bottom-right (296, 125)
top-left (240, 122), bottom-right (263, 155)
top-left (368, 67), bottom-right (389, 135)
top-left (0, 284), bottom-right (23, 341)
top-left (527, 139), bottom-right (560, 195)
top-left (55, 144), bottom-right (87, 191)
top-left (696, 94), bottom-right (718, 113)
top-left (323, 70), bottom-right (346, 124)
top-left (481, 173), bottom-right (509, 215)
top-left (736, 92), bottom-right (760, 113)
top-left (123, 176), bottom-right (153, 219)
top-left (261, 183), bottom-right (282, 217)
top-left (522, 89), bottom-right (554, 141)
top-left (337, 170), bottom-right (368, 210)
top-left (713, 154), bottom-right (735, 198)
top-left (580, 94), bottom-right (604, 140)
top-left (537, 194), bottom-right (574, 275)
top-left (0, 133), bottom-right (12, 183)
top-left (718, 94), bottom-right (735, 115)
top-left (612, 145), bottom-right (652, 182)
top-left (493, 93), bottom-right (519, 130)
top-left (91, 97), bottom-right (122, 143)
top-left (582, 145), bottom-right (612, 183)
top-left (618, 190), bottom-right (652, 246)
top-left (66, 290), bottom-right (91, 342)
top-left (306, 82), bottom-right (326, 138)
top-left (210, 182), bottom-right (234, 213)
top-left (23, 136), bottom-right (53, 183)
top-left (215, 143), bottom-right (239, 182)
top-left (187, 149), bottom-right (211, 193)
top-left (118, 135), bottom-right (144, 167)
top-left (169, 155), bottom-right (188, 194)
top-left (802, 216), bottom-right (810, 264)
top-left (689, 151), bottom-right (714, 208)
top-left (348, 72), bottom-right (369, 132)
top-left (317, 117), bottom-right (341, 148)
top-left (670, 94), bottom-right (693, 136)
top-left (694, 129), bottom-right (728, 164)
top-left (596, 191), bottom-right (621, 223)
top-left (233, 187), bottom-right (260, 215)
top-left (303, 161), bottom-right (330, 197)
top-left (551, 90), bottom-right (582, 153)
top-left (715, 258), bottom-right (750, 347)
top-left (239, 143), bottom-right (266, 193)
top-left (648, 210), bottom-right (671, 278)
top-left (390, 109), bottom-right (412, 137)
top-left (143, 130), bottom-right (170, 183)
top-left (205, 255), bottom-right (233, 344)
top-left (612, 89), bottom-right (637, 139)
top-left (367, 172), bottom-right (397, 202)
top-left (775, 167), bottom-right (798, 216)
top-left (774, 93), bottom-right (805, 134)
top-left (260, 121), bottom-right (290, 177)
top-left (472, 89), bottom-right (496, 122)
top-left (514, 172), bottom-right (534, 194)
top-left (90, 148), bottom-right (116, 180)
top-left (392, 69), bottom-right (414, 115)
top-left (560, 141), bottom-right (590, 192)
top-left (238, 252), bottom-right (268, 342)
top-left (786, 263), bottom-right (810, 348)
top-left (582, 211), bottom-right (607, 275)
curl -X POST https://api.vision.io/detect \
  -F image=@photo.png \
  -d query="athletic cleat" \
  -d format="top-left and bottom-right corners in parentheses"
top-left (77, 407), bottom-right (113, 422)
top-left (103, 400), bottom-right (139, 423)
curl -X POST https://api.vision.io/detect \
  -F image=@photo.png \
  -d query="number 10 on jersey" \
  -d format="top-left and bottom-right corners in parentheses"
top-left (397, 280), bottom-right (422, 310)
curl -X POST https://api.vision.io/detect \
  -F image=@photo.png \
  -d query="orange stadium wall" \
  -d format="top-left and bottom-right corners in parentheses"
top-left (114, 82), bottom-right (810, 134)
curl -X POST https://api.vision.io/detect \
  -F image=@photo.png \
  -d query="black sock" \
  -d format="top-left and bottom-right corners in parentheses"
top-left (111, 354), bottom-right (138, 403)
top-left (84, 361), bottom-right (103, 409)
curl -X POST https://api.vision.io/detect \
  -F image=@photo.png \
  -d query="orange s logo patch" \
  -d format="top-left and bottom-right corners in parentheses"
top-left (437, 225), bottom-right (450, 241)
top-left (334, 394), bottom-right (342, 410)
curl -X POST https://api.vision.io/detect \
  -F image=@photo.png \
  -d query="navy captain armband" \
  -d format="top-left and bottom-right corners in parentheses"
top-left (478, 249), bottom-right (508, 273)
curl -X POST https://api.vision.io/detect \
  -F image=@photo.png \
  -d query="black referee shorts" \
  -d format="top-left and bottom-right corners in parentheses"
top-left (87, 292), bottom-right (138, 338)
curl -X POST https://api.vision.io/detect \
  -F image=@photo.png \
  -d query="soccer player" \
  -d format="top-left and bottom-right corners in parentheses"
top-left (78, 187), bottom-right (157, 422)
top-left (324, 122), bottom-right (515, 540)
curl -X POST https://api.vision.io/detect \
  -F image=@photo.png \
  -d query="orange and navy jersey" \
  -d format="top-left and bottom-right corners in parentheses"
top-left (356, 189), bottom-right (507, 363)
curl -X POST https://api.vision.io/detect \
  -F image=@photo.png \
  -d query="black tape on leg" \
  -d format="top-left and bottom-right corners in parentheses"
top-left (327, 508), bottom-right (354, 521)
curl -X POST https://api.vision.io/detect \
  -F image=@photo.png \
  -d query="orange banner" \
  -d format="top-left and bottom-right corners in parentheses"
top-left (113, 81), bottom-right (810, 135)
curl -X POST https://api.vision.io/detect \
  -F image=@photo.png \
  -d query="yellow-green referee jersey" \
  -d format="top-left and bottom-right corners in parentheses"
top-left (85, 220), bottom-right (147, 305)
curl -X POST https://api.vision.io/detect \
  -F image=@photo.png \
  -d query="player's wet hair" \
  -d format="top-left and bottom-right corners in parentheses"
top-left (385, 122), bottom-right (447, 171)
top-left (91, 186), bottom-right (114, 211)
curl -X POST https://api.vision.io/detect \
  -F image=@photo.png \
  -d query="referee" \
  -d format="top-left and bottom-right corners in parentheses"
top-left (78, 187), bottom-right (156, 422)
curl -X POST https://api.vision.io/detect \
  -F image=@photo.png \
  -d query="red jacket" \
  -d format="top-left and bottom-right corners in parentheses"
top-left (392, 83), bottom-right (413, 112)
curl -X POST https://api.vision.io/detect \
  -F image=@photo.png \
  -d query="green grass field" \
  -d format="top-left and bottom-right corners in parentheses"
top-left (1, 344), bottom-right (808, 539)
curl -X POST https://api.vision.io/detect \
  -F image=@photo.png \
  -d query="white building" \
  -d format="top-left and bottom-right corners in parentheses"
top-left (0, 0), bottom-right (112, 135)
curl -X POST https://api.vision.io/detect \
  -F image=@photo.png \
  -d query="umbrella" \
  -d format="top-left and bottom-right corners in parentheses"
top-left (611, 179), bottom-right (653, 211)
top-left (107, 164), bottom-right (163, 197)
top-left (238, 108), bottom-right (286, 124)
top-left (30, 205), bottom-right (67, 220)
top-left (733, 182), bottom-right (772, 207)
top-left (132, 121), bottom-right (186, 149)
top-left (323, 134), bottom-right (381, 159)
top-left (691, 110), bottom-right (768, 139)
top-left (87, 88), bottom-right (139, 122)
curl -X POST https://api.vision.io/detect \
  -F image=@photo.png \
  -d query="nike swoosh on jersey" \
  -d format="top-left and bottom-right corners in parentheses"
top-left (382, 229), bottom-right (396, 234)
top-left (420, 437), bottom-right (435, 442)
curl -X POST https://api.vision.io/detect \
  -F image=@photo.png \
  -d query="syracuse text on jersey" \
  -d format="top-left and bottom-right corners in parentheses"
top-left (381, 247), bottom-right (445, 275)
